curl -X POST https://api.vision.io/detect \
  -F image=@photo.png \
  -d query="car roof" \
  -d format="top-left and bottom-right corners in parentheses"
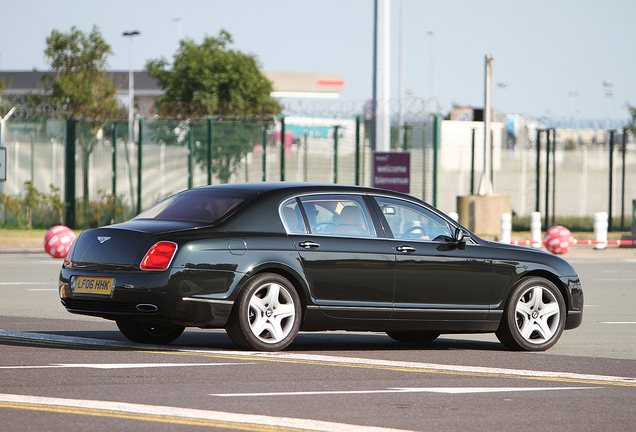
top-left (189, 182), bottom-right (418, 200)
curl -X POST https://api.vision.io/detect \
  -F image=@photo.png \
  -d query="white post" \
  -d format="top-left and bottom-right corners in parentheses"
top-left (397, 0), bottom-right (405, 147)
top-left (373, 0), bottom-right (390, 152)
top-left (448, 212), bottom-right (458, 221)
top-left (593, 212), bottom-right (608, 250)
top-left (500, 213), bottom-right (511, 243)
top-left (478, 55), bottom-right (493, 195)
top-left (122, 31), bottom-right (141, 145)
top-left (530, 211), bottom-right (542, 248)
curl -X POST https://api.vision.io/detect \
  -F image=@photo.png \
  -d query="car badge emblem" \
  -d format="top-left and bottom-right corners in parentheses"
top-left (97, 236), bottom-right (111, 244)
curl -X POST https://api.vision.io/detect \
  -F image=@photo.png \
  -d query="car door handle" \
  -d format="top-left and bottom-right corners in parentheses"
top-left (396, 245), bottom-right (416, 254)
top-left (298, 241), bottom-right (320, 250)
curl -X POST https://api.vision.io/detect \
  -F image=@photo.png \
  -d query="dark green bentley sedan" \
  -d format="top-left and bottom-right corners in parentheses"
top-left (59, 182), bottom-right (583, 351)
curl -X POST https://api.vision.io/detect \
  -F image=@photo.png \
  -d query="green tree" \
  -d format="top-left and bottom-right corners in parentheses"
top-left (627, 102), bottom-right (636, 137)
top-left (146, 30), bottom-right (281, 183)
top-left (45, 26), bottom-right (124, 202)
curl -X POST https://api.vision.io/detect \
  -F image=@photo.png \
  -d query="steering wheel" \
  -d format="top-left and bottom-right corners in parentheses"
top-left (403, 226), bottom-right (427, 238)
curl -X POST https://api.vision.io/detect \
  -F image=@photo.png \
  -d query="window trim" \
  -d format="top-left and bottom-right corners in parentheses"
top-left (278, 192), bottom-right (384, 239)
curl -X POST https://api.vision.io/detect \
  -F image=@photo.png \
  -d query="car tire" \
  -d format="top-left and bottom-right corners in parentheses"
top-left (386, 331), bottom-right (440, 344)
top-left (496, 277), bottom-right (566, 351)
top-left (226, 273), bottom-right (301, 351)
top-left (116, 320), bottom-right (185, 345)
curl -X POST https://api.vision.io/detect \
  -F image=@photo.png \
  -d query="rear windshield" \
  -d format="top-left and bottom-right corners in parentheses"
top-left (135, 190), bottom-right (255, 223)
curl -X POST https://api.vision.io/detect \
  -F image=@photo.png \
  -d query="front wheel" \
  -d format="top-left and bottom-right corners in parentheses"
top-left (496, 277), bottom-right (566, 351)
top-left (226, 273), bottom-right (301, 351)
top-left (116, 320), bottom-right (185, 345)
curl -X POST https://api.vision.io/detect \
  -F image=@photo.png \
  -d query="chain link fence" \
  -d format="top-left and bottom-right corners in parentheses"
top-left (0, 113), bottom-right (633, 230)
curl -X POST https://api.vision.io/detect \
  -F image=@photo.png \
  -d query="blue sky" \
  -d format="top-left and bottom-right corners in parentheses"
top-left (1, 0), bottom-right (634, 122)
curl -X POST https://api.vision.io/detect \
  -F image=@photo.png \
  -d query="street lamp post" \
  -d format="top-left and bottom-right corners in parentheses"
top-left (603, 80), bottom-right (613, 131)
top-left (427, 31), bottom-right (435, 112)
top-left (122, 30), bottom-right (141, 144)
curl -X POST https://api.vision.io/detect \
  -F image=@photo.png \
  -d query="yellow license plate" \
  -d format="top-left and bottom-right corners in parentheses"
top-left (74, 276), bottom-right (114, 296)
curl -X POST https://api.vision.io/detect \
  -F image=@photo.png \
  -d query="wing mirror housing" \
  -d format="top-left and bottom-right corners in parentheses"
top-left (454, 227), bottom-right (470, 250)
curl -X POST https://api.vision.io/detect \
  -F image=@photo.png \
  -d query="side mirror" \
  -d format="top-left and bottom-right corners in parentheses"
top-left (454, 227), bottom-right (470, 250)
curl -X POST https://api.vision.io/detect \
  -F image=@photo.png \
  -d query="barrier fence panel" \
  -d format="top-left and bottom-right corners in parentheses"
top-left (0, 116), bottom-right (633, 230)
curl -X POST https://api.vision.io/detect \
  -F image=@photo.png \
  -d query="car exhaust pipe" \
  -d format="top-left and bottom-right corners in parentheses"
top-left (136, 304), bottom-right (159, 313)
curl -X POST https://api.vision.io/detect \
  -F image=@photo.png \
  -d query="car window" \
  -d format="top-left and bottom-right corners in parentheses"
top-left (280, 198), bottom-right (308, 234)
top-left (299, 195), bottom-right (376, 237)
top-left (135, 190), bottom-right (251, 223)
top-left (374, 196), bottom-right (452, 241)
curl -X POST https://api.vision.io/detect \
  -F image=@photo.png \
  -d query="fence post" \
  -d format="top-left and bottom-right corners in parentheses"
top-left (188, 125), bottom-right (194, 190)
top-left (64, 118), bottom-right (77, 228)
top-left (544, 129), bottom-right (551, 229)
top-left (333, 125), bottom-right (339, 184)
top-left (207, 116), bottom-right (214, 185)
top-left (470, 128), bottom-right (475, 195)
top-left (608, 130), bottom-right (615, 232)
top-left (262, 123), bottom-right (268, 182)
top-left (111, 122), bottom-right (118, 199)
top-left (551, 129), bottom-right (556, 227)
top-left (432, 113), bottom-right (440, 207)
top-left (535, 129), bottom-right (541, 212)
top-left (280, 116), bottom-right (285, 181)
top-left (355, 115), bottom-right (361, 185)
top-left (421, 130), bottom-right (427, 202)
top-left (402, 123), bottom-right (408, 151)
top-left (530, 211), bottom-right (542, 248)
top-left (621, 128), bottom-right (627, 231)
top-left (137, 118), bottom-right (143, 215)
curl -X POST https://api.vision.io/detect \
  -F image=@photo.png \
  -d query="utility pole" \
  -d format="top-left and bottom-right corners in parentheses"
top-left (478, 55), bottom-right (493, 195)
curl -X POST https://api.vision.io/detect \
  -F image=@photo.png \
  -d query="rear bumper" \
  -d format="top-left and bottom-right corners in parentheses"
top-left (58, 267), bottom-right (238, 327)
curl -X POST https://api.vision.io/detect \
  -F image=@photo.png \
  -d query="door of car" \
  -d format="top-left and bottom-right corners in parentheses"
top-left (372, 196), bottom-right (492, 322)
top-left (282, 194), bottom-right (395, 319)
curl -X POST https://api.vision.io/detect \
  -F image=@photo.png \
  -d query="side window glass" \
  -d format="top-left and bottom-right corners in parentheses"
top-left (300, 195), bottom-right (376, 237)
top-left (375, 196), bottom-right (451, 241)
top-left (280, 198), bottom-right (307, 234)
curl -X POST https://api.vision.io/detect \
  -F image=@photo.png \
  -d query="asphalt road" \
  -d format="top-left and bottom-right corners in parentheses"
top-left (1, 251), bottom-right (635, 431)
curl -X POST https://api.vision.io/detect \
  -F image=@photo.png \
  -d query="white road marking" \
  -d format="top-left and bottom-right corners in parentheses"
top-left (2, 330), bottom-right (636, 385)
top-left (211, 386), bottom-right (601, 397)
top-left (0, 282), bottom-right (53, 286)
top-left (595, 278), bottom-right (636, 281)
top-left (0, 362), bottom-right (253, 370)
top-left (0, 393), bottom-right (409, 432)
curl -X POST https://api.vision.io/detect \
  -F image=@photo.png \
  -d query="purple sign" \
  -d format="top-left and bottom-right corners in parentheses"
top-left (373, 152), bottom-right (410, 193)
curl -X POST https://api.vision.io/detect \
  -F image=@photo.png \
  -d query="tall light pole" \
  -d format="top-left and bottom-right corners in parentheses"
top-left (478, 54), bottom-right (494, 196)
top-left (603, 80), bottom-right (613, 130)
top-left (123, 30), bottom-right (141, 144)
top-left (568, 90), bottom-right (579, 118)
top-left (372, 0), bottom-right (390, 152)
top-left (173, 18), bottom-right (182, 44)
top-left (397, 0), bottom-right (405, 148)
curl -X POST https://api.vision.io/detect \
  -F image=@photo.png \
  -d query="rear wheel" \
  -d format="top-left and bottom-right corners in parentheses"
top-left (386, 331), bottom-right (440, 344)
top-left (496, 277), bottom-right (566, 351)
top-left (226, 273), bottom-right (301, 351)
top-left (116, 320), bottom-right (185, 345)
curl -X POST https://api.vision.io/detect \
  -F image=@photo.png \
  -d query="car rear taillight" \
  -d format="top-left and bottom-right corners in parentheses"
top-left (63, 241), bottom-right (77, 268)
top-left (140, 241), bottom-right (178, 271)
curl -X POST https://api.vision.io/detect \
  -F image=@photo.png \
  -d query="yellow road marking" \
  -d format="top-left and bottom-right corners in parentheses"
top-left (0, 401), bottom-right (316, 431)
